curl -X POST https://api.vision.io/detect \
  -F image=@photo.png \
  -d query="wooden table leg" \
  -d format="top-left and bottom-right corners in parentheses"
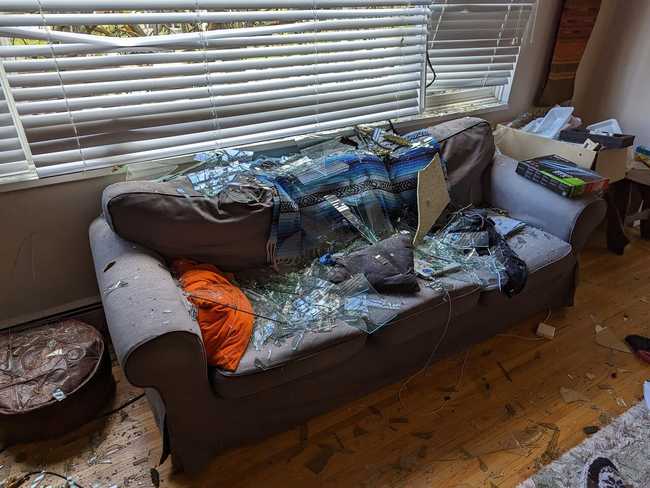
top-left (606, 179), bottom-right (631, 255)
top-left (636, 182), bottom-right (650, 240)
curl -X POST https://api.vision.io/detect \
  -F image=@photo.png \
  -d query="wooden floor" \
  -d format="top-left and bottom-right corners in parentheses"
top-left (2, 231), bottom-right (650, 488)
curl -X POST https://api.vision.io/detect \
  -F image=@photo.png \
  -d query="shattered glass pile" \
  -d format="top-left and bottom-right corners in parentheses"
top-left (240, 266), bottom-right (403, 351)
top-left (165, 126), bottom-right (526, 352)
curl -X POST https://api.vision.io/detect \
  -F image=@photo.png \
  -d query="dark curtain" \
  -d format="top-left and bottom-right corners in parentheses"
top-left (536, 0), bottom-right (602, 106)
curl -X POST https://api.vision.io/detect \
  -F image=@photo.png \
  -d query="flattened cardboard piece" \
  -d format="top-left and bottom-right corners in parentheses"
top-left (494, 125), bottom-right (629, 183)
top-left (595, 327), bottom-right (633, 354)
top-left (414, 154), bottom-right (450, 245)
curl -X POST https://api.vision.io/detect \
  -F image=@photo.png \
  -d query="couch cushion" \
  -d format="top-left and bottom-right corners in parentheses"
top-left (371, 275), bottom-right (482, 346)
top-left (102, 179), bottom-right (273, 271)
top-left (505, 224), bottom-right (573, 273)
top-left (373, 220), bottom-right (573, 345)
top-left (428, 117), bottom-right (495, 207)
top-left (482, 219), bottom-right (573, 291)
top-left (478, 222), bottom-right (575, 306)
top-left (211, 322), bottom-right (365, 399)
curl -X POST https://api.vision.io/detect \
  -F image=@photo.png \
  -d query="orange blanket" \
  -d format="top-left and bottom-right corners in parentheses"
top-left (172, 259), bottom-right (254, 371)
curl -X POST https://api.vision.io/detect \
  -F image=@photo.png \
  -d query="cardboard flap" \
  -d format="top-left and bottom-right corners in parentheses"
top-left (494, 125), bottom-right (628, 183)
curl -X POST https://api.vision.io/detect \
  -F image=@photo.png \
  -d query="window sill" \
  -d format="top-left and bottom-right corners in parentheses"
top-left (0, 99), bottom-right (510, 193)
top-left (0, 164), bottom-right (127, 193)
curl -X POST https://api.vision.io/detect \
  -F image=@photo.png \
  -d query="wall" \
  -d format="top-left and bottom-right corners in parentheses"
top-left (0, 173), bottom-right (124, 328)
top-left (0, 1), bottom-right (563, 328)
top-left (574, 0), bottom-right (650, 146)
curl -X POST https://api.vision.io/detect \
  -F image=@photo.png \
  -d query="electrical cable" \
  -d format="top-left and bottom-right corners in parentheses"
top-left (425, 50), bottom-right (437, 89)
top-left (97, 393), bottom-right (146, 420)
top-left (398, 285), bottom-right (453, 408)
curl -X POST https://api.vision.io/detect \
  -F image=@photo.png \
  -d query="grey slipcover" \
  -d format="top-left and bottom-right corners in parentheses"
top-left (89, 118), bottom-right (607, 474)
top-left (430, 116), bottom-right (495, 206)
top-left (102, 179), bottom-right (273, 271)
top-left (212, 323), bottom-right (366, 399)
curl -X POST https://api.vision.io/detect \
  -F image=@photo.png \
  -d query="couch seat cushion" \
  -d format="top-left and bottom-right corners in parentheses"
top-left (370, 275), bottom-right (482, 346)
top-left (505, 223), bottom-right (572, 272)
top-left (373, 220), bottom-right (573, 345)
top-left (211, 321), bottom-right (365, 399)
top-left (480, 219), bottom-right (573, 294)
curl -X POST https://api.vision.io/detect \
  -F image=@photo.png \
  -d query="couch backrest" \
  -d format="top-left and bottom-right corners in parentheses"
top-left (102, 179), bottom-right (274, 271)
top-left (101, 117), bottom-right (495, 270)
top-left (424, 116), bottom-right (495, 208)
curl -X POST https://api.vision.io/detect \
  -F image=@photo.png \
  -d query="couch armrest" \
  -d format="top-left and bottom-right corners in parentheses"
top-left (89, 217), bottom-right (205, 381)
top-left (485, 154), bottom-right (607, 252)
top-left (90, 217), bottom-right (219, 471)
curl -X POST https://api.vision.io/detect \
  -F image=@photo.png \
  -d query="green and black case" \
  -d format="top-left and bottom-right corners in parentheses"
top-left (516, 154), bottom-right (609, 198)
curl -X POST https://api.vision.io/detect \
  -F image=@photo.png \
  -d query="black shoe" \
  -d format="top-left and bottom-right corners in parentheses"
top-left (583, 457), bottom-right (627, 488)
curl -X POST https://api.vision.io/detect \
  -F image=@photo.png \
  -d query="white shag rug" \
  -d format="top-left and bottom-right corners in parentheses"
top-left (518, 402), bottom-right (650, 488)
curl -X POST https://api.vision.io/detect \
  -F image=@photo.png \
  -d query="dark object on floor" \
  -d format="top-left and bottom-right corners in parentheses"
top-left (445, 209), bottom-right (527, 296)
top-left (328, 232), bottom-right (419, 293)
top-left (583, 426), bottom-right (600, 435)
top-left (0, 319), bottom-right (115, 446)
top-left (624, 334), bottom-right (650, 364)
top-left (150, 467), bottom-right (160, 488)
top-left (583, 456), bottom-right (627, 488)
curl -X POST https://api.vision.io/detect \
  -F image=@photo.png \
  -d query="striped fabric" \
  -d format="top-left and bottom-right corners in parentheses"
top-left (184, 128), bottom-right (443, 265)
top-left (271, 150), bottom-right (400, 263)
top-left (387, 128), bottom-right (442, 207)
top-left (269, 129), bottom-right (442, 264)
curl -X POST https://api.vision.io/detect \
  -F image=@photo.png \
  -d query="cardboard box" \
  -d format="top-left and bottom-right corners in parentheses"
top-left (494, 124), bottom-right (629, 183)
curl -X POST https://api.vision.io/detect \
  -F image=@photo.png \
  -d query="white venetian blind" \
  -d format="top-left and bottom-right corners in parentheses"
top-left (0, 0), bottom-right (430, 178)
top-left (0, 59), bottom-right (36, 182)
top-left (427, 0), bottom-right (535, 92)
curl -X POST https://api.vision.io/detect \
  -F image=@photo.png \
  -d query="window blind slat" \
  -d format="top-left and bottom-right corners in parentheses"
top-left (2, 35), bottom-right (424, 72)
top-left (7, 45), bottom-right (425, 87)
top-left (0, 137), bottom-right (22, 152)
top-left (15, 65), bottom-right (422, 115)
top-left (1, 0), bottom-right (432, 8)
top-left (427, 57), bottom-right (516, 67)
top-left (1, 2), bottom-right (428, 176)
top-left (0, 9), bottom-right (429, 27)
top-left (23, 79), bottom-right (420, 128)
top-left (26, 88), bottom-right (418, 142)
top-left (32, 98), bottom-right (420, 167)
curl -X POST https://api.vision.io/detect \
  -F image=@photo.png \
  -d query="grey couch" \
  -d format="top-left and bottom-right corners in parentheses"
top-left (89, 123), bottom-right (606, 475)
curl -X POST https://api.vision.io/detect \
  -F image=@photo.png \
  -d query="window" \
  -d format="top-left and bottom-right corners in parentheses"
top-left (0, 0), bottom-right (534, 183)
top-left (427, 0), bottom-right (536, 113)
